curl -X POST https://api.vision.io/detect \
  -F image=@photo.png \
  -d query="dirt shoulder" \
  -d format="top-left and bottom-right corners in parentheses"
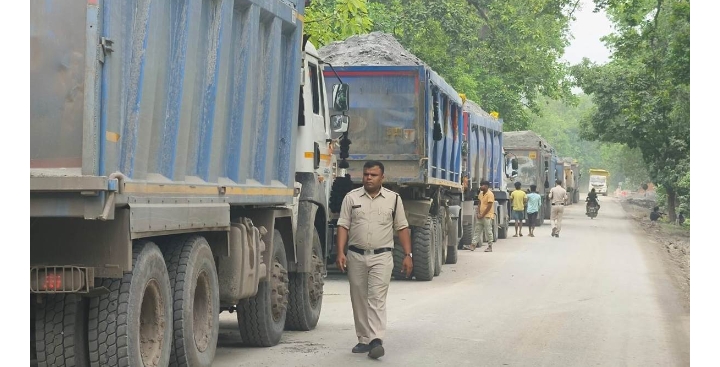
top-left (618, 194), bottom-right (690, 309)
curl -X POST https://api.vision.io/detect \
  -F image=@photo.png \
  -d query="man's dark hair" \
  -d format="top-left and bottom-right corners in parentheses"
top-left (480, 180), bottom-right (490, 186)
top-left (514, 181), bottom-right (522, 189)
top-left (556, 178), bottom-right (563, 185)
top-left (363, 160), bottom-right (385, 174)
top-left (653, 206), bottom-right (659, 212)
top-left (530, 184), bottom-right (537, 192)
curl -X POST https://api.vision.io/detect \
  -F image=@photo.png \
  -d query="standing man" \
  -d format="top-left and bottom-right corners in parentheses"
top-left (526, 184), bottom-right (542, 237)
top-left (471, 180), bottom-right (495, 252)
top-left (335, 161), bottom-right (413, 359)
top-left (510, 181), bottom-right (528, 237)
top-left (549, 179), bottom-right (568, 237)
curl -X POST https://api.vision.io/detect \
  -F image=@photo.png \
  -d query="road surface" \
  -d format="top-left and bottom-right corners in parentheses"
top-left (214, 197), bottom-right (690, 367)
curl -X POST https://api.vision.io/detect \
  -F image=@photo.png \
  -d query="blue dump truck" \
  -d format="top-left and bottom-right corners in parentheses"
top-left (503, 130), bottom-right (559, 225)
top-left (459, 100), bottom-right (511, 247)
top-left (320, 34), bottom-right (465, 281)
top-left (30, 1), bottom-right (351, 365)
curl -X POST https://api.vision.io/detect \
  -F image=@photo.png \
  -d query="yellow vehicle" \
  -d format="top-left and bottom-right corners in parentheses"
top-left (588, 169), bottom-right (610, 196)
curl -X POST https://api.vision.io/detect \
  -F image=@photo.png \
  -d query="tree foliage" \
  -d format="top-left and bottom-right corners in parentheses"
top-left (571, 0), bottom-right (690, 220)
top-left (528, 94), bottom-right (650, 190)
top-left (304, 0), bottom-right (373, 47)
top-left (305, 0), bottom-right (579, 129)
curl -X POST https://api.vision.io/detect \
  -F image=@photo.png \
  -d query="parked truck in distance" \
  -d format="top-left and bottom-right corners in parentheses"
top-left (588, 169), bottom-right (611, 196)
top-left (30, 1), bottom-right (349, 366)
top-left (503, 131), bottom-right (559, 225)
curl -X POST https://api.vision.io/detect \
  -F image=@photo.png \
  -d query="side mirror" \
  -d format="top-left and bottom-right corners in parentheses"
top-left (332, 83), bottom-right (350, 112)
top-left (511, 170), bottom-right (518, 178)
top-left (330, 114), bottom-right (349, 133)
top-left (511, 158), bottom-right (518, 170)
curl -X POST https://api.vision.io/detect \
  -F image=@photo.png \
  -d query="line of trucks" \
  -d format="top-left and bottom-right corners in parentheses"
top-left (29, 2), bottom-right (581, 366)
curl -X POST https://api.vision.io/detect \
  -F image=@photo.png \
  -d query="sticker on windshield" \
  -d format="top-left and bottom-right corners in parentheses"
top-left (529, 151), bottom-right (537, 159)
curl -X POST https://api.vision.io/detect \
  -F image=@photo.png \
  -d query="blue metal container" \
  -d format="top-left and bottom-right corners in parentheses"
top-left (31, 0), bottom-right (304, 208)
top-left (323, 66), bottom-right (464, 189)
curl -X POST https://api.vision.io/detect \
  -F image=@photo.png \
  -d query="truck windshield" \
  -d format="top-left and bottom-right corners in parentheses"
top-left (514, 152), bottom-right (538, 186)
top-left (590, 176), bottom-right (607, 184)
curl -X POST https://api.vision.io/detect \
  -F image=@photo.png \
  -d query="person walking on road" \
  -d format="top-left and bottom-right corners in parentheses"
top-left (526, 184), bottom-right (542, 237)
top-left (510, 181), bottom-right (528, 237)
top-left (336, 160), bottom-right (413, 360)
top-left (549, 179), bottom-right (568, 237)
top-left (471, 180), bottom-right (495, 252)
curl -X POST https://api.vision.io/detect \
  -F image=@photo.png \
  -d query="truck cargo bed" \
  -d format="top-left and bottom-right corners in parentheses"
top-left (31, 0), bottom-right (304, 213)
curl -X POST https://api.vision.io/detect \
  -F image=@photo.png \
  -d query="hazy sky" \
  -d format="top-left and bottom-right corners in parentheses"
top-left (562, 0), bottom-right (614, 65)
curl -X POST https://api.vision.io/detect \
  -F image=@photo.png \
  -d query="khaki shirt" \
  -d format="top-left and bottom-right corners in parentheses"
top-left (337, 187), bottom-right (409, 250)
top-left (549, 185), bottom-right (568, 205)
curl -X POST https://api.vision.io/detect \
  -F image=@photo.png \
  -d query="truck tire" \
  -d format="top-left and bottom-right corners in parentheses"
top-left (89, 241), bottom-right (173, 367)
top-left (446, 218), bottom-right (459, 264)
top-left (35, 294), bottom-right (90, 367)
top-left (411, 217), bottom-right (434, 281)
top-left (459, 222), bottom-right (473, 250)
top-left (498, 221), bottom-right (508, 239)
top-left (162, 235), bottom-right (219, 367)
top-left (237, 230), bottom-right (289, 347)
top-left (544, 200), bottom-right (552, 219)
top-left (286, 228), bottom-right (324, 331)
top-left (433, 217), bottom-right (442, 277)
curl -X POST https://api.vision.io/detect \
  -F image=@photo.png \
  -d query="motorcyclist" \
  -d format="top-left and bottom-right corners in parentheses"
top-left (586, 188), bottom-right (600, 213)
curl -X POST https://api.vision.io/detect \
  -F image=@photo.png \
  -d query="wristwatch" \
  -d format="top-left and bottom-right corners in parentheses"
top-left (405, 253), bottom-right (413, 258)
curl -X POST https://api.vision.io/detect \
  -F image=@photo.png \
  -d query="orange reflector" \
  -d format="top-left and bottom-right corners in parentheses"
top-left (44, 273), bottom-right (62, 291)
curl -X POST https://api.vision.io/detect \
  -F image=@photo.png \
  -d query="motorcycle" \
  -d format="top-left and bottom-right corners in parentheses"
top-left (586, 200), bottom-right (599, 219)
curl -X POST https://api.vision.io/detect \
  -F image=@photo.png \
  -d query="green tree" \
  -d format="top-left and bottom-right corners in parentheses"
top-left (359, 0), bottom-right (578, 129)
top-left (304, 0), bottom-right (373, 47)
top-left (528, 94), bottom-right (650, 191)
top-left (571, 0), bottom-right (689, 220)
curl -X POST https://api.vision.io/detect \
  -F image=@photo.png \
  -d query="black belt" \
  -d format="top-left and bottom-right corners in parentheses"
top-left (349, 245), bottom-right (393, 255)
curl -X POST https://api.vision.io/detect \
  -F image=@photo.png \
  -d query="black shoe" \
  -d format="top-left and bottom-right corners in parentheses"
top-left (368, 339), bottom-right (385, 359)
top-left (352, 343), bottom-right (371, 353)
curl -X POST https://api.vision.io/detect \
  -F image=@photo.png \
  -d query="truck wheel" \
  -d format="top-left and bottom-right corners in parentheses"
top-left (411, 217), bottom-right (434, 281)
top-left (544, 201), bottom-right (551, 219)
top-left (433, 217), bottom-right (442, 277)
top-left (286, 228), bottom-right (324, 331)
top-left (162, 235), bottom-right (219, 367)
top-left (459, 222), bottom-right (473, 250)
top-left (89, 241), bottom-right (173, 367)
top-left (498, 221), bottom-right (508, 239)
top-left (446, 218), bottom-right (459, 264)
top-left (35, 294), bottom-right (90, 367)
top-left (237, 230), bottom-right (289, 347)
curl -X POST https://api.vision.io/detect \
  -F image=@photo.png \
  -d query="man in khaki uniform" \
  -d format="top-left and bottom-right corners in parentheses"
top-left (549, 179), bottom-right (568, 237)
top-left (336, 160), bottom-right (413, 359)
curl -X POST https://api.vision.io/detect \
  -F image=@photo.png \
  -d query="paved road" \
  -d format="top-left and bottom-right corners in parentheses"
top-left (214, 197), bottom-right (690, 367)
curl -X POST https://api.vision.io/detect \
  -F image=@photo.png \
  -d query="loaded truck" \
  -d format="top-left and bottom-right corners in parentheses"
top-left (503, 130), bottom-right (559, 225)
top-left (588, 169), bottom-right (610, 196)
top-left (319, 33), bottom-right (463, 280)
top-left (30, 1), bottom-right (351, 366)
top-left (458, 99), bottom-right (511, 246)
top-left (562, 158), bottom-right (581, 204)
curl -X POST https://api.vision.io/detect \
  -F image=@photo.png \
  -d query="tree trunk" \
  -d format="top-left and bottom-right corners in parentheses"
top-left (665, 184), bottom-right (677, 223)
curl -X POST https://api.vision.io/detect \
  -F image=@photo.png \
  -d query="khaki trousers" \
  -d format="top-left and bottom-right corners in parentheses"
top-left (472, 217), bottom-right (495, 244)
top-left (551, 205), bottom-right (565, 232)
top-left (347, 250), bottom-right (394, 344)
